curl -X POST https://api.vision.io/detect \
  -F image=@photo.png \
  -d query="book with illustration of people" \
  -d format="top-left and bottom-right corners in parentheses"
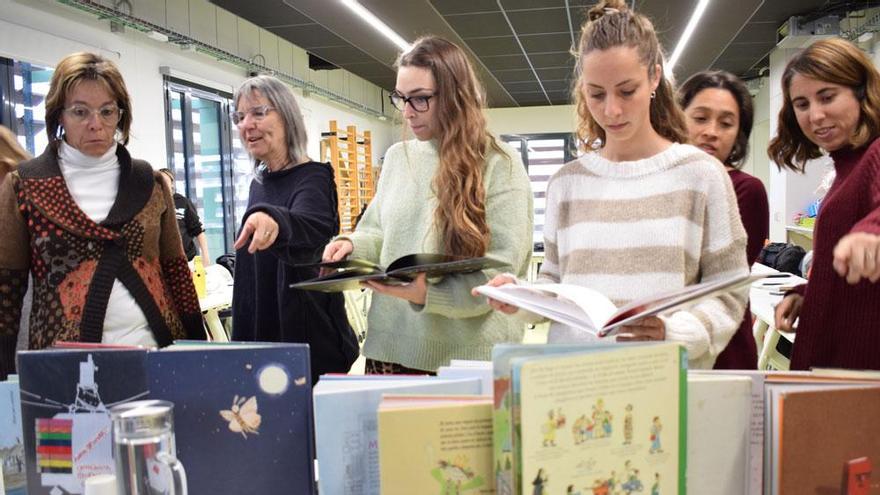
top-left (16, 343), bottom-right (315, 495)
top-left (290, 253), bottom-right (506, 292)
top-left (498, 342), bottom-right (686, 495)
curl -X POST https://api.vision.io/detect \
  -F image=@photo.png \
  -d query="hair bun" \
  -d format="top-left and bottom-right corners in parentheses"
top-left (588, 0), bottom-right (628, 21)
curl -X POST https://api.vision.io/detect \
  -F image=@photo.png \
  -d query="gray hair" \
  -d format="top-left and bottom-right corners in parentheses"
top-left (233, 75), bottom-right (308, 169)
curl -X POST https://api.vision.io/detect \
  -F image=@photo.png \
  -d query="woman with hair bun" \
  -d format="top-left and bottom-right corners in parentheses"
top-left (483, 0), bottom-right (749, 369)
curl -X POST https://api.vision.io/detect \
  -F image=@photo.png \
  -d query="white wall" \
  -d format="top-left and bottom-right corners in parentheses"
top-left (484, 105), bottom-right (576, 137)
top-left (0, 0), bottom-right (396, 167)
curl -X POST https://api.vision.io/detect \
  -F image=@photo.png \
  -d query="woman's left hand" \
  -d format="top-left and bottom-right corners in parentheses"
top-left (364, 273), bottom-right (428, 305)
top-left (234, 212), bottom-right (280, 254)
top-left (615, 316), bottom-right (666, 342)
top-left (833, 232), bottom-right (880, 284)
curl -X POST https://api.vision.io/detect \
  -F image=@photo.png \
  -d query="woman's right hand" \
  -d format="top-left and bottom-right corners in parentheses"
top-left (322, 239), bottom-right (353, 262)
top-left (471, 273), bottom-right (519, 314)
top-left (773, 293), bottom-right (804, 332)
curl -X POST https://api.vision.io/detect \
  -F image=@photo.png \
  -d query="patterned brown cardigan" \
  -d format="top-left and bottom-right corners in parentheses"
top-left (0, 143), bottom-right (205, 378)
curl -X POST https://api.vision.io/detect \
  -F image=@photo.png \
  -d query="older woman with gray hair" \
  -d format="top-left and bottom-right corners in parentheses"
top-left (230, 75), bottom-right (358, 383)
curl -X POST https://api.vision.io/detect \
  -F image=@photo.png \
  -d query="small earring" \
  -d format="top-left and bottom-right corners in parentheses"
top-left (650, 91), bottom-right (656, 99)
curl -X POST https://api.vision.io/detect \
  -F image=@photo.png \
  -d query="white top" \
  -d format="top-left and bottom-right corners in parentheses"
top-left (58, 142), bottom-right (156, 347)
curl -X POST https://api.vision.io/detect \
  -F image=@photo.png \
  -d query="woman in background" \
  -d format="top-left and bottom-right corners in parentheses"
top-left (482, 0), bottom-right (749, 369)
top-left (231, 75), bottom-right (358, 384)
top-left (0, 52), bottom-right (205, 379)
top-left (679, 70), bottom-right (769, 369)
top-left (322, 36), bottom-right (533, 374)
top-left (768, 38), bottom-right (880, 370)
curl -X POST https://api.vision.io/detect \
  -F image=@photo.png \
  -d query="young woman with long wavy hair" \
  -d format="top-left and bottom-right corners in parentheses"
top-left (323, 36), bottom-right (533, 374)
top-left (482, 0), bottom-right (750, 369)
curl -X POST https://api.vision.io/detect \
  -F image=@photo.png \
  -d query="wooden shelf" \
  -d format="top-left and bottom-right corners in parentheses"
top-left (320, 120), bottom-right (375, 234)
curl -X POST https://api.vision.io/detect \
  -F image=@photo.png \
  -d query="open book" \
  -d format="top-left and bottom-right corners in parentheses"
top-left (290, 253), bottom-right (506, 292)
top-left (475, 272), bottom-right (773, 338)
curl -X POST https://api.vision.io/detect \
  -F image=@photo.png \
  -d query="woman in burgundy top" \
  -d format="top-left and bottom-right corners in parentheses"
top-left (768, 38), bottom-right (880, 370)
top-left (680, 71), bottom-right (769, 369)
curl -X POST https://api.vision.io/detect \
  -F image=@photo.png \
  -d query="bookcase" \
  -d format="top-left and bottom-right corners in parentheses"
top-left (320, 120), bottom-right (376, 233)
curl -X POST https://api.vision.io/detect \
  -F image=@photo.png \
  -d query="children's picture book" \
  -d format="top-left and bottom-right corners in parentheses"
top-left (377, 396), bottom-right (494, 495)
top-left (475, 273), bottom-right (769, 338)
top-left (290, 254), bottom-right (506, 292)
top-left (16, 343), bottom-right (315, 495)
top-left (491, 343), bottom-right (623, 495)
top-left (437, 360), bottom-right (493, 396)
top-left (313, 375), bottom-right (483, 495)
top-left (0, 378), bottom-right (25, 495)
top-left (513, 342), bottom-right (686, 495)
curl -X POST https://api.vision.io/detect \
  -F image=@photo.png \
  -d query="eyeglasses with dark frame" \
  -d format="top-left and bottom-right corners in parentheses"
top-left (388, 92), bottom-right (436, 112)
top-left (231, 105), bottom-right (275, 125)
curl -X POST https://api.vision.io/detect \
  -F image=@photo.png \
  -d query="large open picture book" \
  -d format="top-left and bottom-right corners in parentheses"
top-left (291, 254), bottom-right (506, 292)
top-left (475, 273), bottom-right (774, 337)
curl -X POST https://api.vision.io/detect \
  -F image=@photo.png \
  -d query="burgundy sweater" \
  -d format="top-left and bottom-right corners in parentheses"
top-left (790, 139), bottom-right (880, 371)
top-left (715, 169), bottom-right (769, 369)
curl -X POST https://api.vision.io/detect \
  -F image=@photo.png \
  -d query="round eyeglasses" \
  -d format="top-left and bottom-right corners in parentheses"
top-left (388, 92), bottom-right (436, 112)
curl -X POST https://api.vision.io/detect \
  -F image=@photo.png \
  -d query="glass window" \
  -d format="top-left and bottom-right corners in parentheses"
top-left (0, 57), bottom-right (53, 156)
top-left (502, 133), bottom-right (576, 251)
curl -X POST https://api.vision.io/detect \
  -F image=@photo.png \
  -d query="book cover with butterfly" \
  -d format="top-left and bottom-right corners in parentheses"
top-left (149, 343), bottom-right (315, 495)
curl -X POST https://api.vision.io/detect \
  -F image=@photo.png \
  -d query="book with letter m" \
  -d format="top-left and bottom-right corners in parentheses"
top-left (291, 253), bottom-right (506, 292)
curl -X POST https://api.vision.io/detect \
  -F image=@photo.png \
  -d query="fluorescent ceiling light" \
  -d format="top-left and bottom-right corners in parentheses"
top-left (666, 0), bottom-right (710, 76)
top-left (341, 0), bottom-right (410, 51)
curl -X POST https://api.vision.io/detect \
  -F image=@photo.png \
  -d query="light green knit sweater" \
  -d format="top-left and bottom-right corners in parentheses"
top-left (341, 138), bottom-right (533, 371)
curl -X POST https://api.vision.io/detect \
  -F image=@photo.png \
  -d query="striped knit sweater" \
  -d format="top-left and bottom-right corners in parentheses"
top-left (540, 143), bottom-right (749, 369)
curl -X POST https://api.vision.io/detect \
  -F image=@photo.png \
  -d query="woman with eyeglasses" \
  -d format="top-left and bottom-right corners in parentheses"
top-left (230, 75), bottom-right (358, 384)
top-left (0, 52), bottom-right (205, 378)
top-left (322, 36), bottom-right (533, 375)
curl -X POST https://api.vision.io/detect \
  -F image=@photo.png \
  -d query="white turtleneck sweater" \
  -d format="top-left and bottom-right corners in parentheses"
top-left (58, 142), bottom-right (156, 347)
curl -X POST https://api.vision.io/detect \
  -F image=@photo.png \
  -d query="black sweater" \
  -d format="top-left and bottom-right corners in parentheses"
top-left (231, 162), bottom-right (358, 383)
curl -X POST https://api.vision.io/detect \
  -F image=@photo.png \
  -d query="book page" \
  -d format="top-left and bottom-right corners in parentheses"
top-left (518, 344), bottom-right (684, 495)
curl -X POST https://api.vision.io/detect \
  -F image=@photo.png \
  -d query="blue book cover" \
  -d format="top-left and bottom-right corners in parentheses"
top-left (149, 344), bottom-right (315, 495)
top-left (16, 344), bottom-right (315, 495)
top-left (313, 376), bottom-right (482, 495)
top-left (1, 379), bottom-right (26, 495)
top-left (17, 349), bottom-right (149, 495)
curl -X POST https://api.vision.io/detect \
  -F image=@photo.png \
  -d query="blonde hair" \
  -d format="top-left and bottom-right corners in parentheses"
top-left (768, 38), bottom-right (880, 172)
top-left (572, 0), bottom-right (688, 150)
top-left (397, 36), bottom-right (507, 258)
top-left (45, 52), bottom-right (133, 145)
top-left (0, 125), bottom-right (30, 174)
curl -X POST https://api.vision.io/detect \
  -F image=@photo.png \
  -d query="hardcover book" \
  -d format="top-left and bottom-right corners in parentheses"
top-left (17, 343), bottom-right (314, 495)
top-left (291, 254), bottom-right (506, 292)
top-left (0, 378), bottom-right (25, 495)
top-left (377, 396), bottom-right (494, 495)
top-left (313, 375), bottom-right (483, 495)
top-left (475, 273), bottom-right (769, 338)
